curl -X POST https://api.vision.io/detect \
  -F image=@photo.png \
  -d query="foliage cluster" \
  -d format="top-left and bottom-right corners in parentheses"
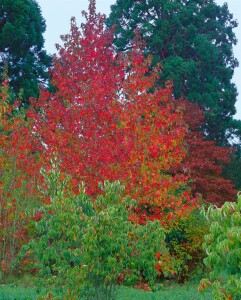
top-left (106, 0), bottom-right (240, 145)
top-left (25, 0), bottom-right (197, 225)
top-left (173, 99), bottom-right (236, 206)
top-left (106, 0), bottom-right (241, 193)
top-left (20, 161), bottom-right (172, 300)
top-left (0, 0), bottom-right (52, 106)
top-left (199, 193), bottom-right (241, 299)
top-left (0, 77), bottom-right (43, 275)
top-left (165, 209), bottom-right (209, 283)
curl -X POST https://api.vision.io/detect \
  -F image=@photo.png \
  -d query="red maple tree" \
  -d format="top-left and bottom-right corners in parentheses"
top-left (172, 99), bottom-right (236, 206)
top-left (26, 0), bottom-right (197, 224)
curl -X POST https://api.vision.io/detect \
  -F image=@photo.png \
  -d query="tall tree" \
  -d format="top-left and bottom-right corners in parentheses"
top-left (0, 0), bottom-right (51, 106)
top-left (106, 0), bottom-right (240, 145)
top-left (26, 0), bottom-right (197, 224)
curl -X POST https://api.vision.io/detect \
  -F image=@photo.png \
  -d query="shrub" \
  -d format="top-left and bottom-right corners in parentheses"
top-left (199, 193), bottom-right (241, 299)
top-left (20, 160), bottom-right (171, 299)
top-left (0, 162), bottom-right (40, 277)
top-left (0, 76), bottom-right (43, 277)
top-left (165, 209), bottom-right (209, 282)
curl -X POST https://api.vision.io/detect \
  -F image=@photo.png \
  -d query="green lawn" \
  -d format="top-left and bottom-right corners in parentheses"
top-left (116, 283), bottom-right (211, 300)
top-left (0, 282), bottom-right (212, 300)
top-left (0, 285), bottom-right (37, 300)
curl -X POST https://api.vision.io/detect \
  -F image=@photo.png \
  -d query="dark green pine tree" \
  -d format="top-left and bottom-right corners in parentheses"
top-left (106, 0), bottom-right (241, 145)
top-left (0, 0), bottom-right (52, 106)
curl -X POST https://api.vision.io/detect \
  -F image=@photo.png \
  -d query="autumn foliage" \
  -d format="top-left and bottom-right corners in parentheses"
top-left (0, 77), bottom-right (43, 272)
top-left (173, 99), bottom-right (236, 206)
top-left (1, 0), bottom-right (235, 230)
top-left (0, 1), bottom-right (195, 273)
top-left (24, 1), bottom-right (197, 224)
top-left (0, 0), bottom-right (237, 280)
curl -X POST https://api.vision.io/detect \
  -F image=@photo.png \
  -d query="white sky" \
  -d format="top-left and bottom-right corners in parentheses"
top-left (36, 0), bottom-right (241, 120)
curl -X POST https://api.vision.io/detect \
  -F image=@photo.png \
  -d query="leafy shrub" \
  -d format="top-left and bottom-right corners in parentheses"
top-left (199, 193), bottom-right (241, 299)
top-left (165, 209), bottom-right (209, 282)
top-left (20, 160), bottom-right (171, 300)
top-left (0, 163), bottom-right (40, 277)
top-left (0, 76), bottom-right (42, 277)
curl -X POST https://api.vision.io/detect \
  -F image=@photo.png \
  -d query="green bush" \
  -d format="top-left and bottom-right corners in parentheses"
top-left (20, 160), bottom-right (170, 300)
top-left (199, 193), bottom-right (241, 299)
top-left (165, 209), bottom-right (209, 283)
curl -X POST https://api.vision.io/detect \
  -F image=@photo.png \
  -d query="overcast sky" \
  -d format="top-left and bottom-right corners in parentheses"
top-left (36, 0), bottom-right (241, 119)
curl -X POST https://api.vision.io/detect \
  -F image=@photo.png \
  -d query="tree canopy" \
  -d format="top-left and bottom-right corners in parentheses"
top-left (106, 0), bottom-right (240, 145)
top-left (0, 0), bottom-right (51, 106)
top-left (23, 0), bottom-right (197, 224)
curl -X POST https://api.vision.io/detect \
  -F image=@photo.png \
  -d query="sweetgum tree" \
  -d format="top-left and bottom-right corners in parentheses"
top-left (106, 0), bottom-right (240, 145)
top-left (27, 0), bottom-right (197, 224)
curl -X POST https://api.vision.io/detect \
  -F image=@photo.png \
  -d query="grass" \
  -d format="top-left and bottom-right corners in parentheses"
top-left (0, 280), bottom-right (212, 300)
top-left (116, 283), bottom-right (211, 300)
top-left (0, 285), bottom-right (37, 300)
